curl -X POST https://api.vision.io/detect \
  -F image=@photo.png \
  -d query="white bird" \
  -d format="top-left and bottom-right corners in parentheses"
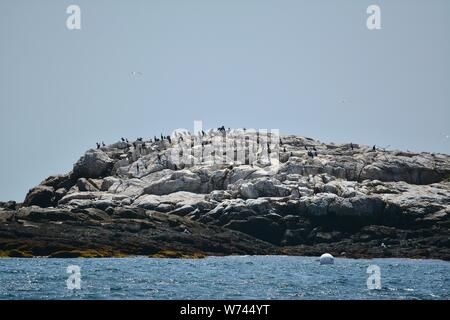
top-left (131, 71), bottom-right (143, 76)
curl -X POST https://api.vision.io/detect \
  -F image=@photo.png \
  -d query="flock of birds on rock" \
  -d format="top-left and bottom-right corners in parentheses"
top-left (94, 126), bottom-right (382, 169)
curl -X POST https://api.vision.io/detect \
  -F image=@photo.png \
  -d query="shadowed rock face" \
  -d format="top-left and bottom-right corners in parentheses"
top-left (1, 132), bottom-right (450, 259)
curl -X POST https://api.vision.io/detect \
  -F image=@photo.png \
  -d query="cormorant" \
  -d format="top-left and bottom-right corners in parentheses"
top-left (304, 146), bottom-right (308, 150)
top-left (351, 143), bottom-right (354, 150)
top-left (136, 163), bottom-right (140, 173)
top-left (307, 150), bottom-right (314, 157)
top-left (102, 141), bottom-right (106, 147)
top-left (312, 146), bottom-right (317, 151)
top-left (96, 142), bottom-right (100, 149)
top-left (280, 139), bottom-right (283, 146)
top-left (121, 137), bottom-right (125, 142)
top-left (372, 145), bottom-right (376, 151)
top-left (283, 147), bottom-right (286, 153)
top-left (160, 134), bottom-right (164, 140)
top-left (314, 151), bottom-right (318, 156)
top-left (125, 138), bottom-right (129, 143)
top-left (167, 136), bottom-right (172, 143)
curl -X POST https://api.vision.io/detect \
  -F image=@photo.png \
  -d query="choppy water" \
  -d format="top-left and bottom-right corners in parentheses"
top-left (0, 256), bottom-right (448, 300)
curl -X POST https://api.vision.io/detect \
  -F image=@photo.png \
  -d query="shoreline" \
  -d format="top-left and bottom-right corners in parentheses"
top-left (1, 246), bottom-right (449, 261)
top-left (1, 253), bottom-right (449, 262)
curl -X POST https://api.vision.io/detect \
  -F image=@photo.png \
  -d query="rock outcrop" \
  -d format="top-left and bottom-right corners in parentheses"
top-left (1, 131), bottom-right (449, 259)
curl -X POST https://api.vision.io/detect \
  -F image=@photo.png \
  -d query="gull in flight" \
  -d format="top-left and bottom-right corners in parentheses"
top-left (131, 71), bottom-right (143, 76)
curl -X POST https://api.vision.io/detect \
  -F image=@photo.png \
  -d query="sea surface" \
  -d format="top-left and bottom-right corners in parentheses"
top-left (0, 256), bottom-right (448, 300)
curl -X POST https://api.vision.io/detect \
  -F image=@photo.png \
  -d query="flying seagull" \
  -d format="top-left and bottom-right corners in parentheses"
top-left (131, 71), bottom-right (143, 76)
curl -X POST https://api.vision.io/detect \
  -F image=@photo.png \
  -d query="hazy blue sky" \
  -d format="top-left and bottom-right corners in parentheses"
top-left (1, 0), bottom-right (449, 201)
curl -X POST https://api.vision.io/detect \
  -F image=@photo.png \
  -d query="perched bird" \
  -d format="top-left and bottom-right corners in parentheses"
top-left (96, 142), bottom-right (100, 149)
top-left (350, 143), bottom-right (354, 150)
top-left (102, 141), bottom-right (106, 147)
top-left (372, 145), bottom-right (376, 151)
top-left (121, 137), bottom-right (125, 142)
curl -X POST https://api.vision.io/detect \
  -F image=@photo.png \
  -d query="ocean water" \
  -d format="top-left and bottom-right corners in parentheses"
top-left (0, 256), bottom-right (448, 300)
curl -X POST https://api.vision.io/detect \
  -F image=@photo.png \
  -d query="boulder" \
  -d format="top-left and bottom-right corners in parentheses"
top-left (239, 178), bottom-right (291, 199)
top-left (73, 149), bottom-right (114, 179)
top-left (143, 170), bottom-right (203, 195)
top-left (23, 185), bottom-right (55, 208)
top-left (0, 201), bottom-right (17, 210)
top-left (76, 178), bottom-right (99, 192)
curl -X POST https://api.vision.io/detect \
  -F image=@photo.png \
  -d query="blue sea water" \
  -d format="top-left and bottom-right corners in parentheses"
top-left (0, 256), bottom-right (448, 300)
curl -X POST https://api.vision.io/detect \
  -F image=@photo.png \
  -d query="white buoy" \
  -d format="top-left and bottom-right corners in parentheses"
top-left (319, 253), bottom-right (334, 265)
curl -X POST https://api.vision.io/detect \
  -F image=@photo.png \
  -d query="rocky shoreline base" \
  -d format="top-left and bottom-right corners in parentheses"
top-left (1, 204), bottom-right (449, 260)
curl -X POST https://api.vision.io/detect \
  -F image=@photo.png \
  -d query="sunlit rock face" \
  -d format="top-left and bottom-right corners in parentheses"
top-left (2, 130), bottom-right (449, 259)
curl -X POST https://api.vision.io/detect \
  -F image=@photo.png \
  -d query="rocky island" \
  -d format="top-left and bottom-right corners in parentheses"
top-left (1, 129), bottom-right (449, 260)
